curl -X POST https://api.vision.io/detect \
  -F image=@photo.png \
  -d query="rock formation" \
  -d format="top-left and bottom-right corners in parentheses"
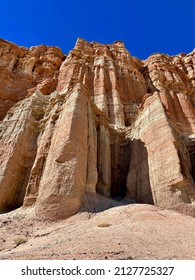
top-left (0, 38), bottom-right (64, 120)
top-left (0, 37), bottom-right (195, 220)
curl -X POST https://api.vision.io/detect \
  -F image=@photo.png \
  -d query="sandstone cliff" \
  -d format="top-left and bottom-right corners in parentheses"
top-left (0, 38), bottom-right (195, 220)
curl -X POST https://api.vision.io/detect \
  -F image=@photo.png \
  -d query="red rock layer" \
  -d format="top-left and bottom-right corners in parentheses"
top-left (0, 38), bottom-right (195, 220)
top-left (0, 38), bottom-right (64, 120)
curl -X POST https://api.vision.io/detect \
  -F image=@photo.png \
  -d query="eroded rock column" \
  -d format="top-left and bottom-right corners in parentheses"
top-left (127, 93), bottom-right (195, 216)
top-left (0, 91), bottom-right (48, 212)
top-left (96, 124), bottom-right (111, 196)
top-left (35, 84), bottom-right (88, 220)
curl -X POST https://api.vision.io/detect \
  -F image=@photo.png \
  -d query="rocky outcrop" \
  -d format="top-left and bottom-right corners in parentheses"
top-left (0, 38), bottom-right (195, 220)
top-left (126, 93), bottom-right (195, 216)
top-left (0, 91), bottom-right (49, 211)
top-left (0, 38), bottom-right (64, 120)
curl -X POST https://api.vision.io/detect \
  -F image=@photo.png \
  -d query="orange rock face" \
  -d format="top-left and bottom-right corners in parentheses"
top-left (0, 38), bottom-right (195, 220)
top-left (0, 38), bottom-right (64, 120)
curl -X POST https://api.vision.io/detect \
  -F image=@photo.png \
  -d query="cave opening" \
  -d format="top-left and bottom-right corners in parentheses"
top-left (190, 152), bottom-right (195, 182)
top-left (187, 140), bottom-right (195, 182)
top-left (110, 135), bottom-right (131, 201)
top-left (111, 164), bottom-right (128, 200)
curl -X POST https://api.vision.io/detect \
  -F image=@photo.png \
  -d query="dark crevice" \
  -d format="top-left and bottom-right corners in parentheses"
top-left (185, 139), bottom-right (195, 182)
top-left (110, 132), bottom-right (131, 200)
top-left (190, 149), bottom-right (195, 182)
top-left (127, 139), bottom-right (154, 204)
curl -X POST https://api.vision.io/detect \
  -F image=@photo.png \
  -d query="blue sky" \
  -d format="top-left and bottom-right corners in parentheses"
top-left (0, 0), bottom-right (195, 59)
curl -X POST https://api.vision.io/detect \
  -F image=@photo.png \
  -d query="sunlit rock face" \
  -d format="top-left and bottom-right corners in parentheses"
top-left (0, 38), bottom-right (64, 120)
top-left (0, 37), bottom-right (195, 220)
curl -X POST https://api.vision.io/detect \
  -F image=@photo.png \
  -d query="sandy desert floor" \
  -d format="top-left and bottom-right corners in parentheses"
top-left (0, 194), bottom-right (195, 260)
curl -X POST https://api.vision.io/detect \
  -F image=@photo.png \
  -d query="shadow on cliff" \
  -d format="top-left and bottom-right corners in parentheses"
top-left (80, 193), bottom-right (135, 214)
top-left (127, 139), bottom-right (154, 205)
top-left (81, 139), bottom-right (154, 214)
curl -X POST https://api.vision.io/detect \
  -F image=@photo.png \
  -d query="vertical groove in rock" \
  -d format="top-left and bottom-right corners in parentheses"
top-left (96, 124), bottom-right (111, 196)
top-left (85, 103), bottom-right (98, 193)
top-left (110, 128), bottom-right (131, 198)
